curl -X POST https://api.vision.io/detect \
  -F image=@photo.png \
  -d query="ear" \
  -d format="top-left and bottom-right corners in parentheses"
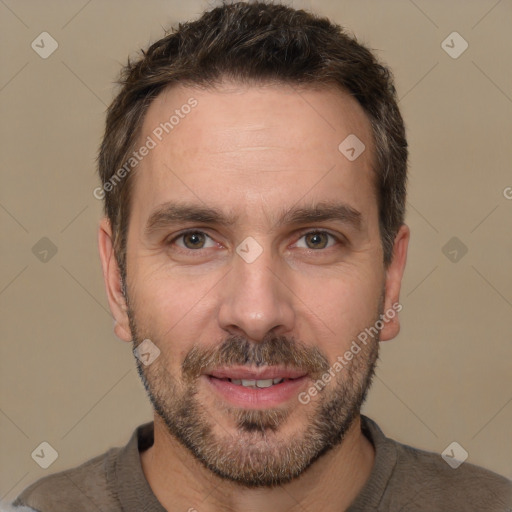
top-left (97, 217), bottom-right (132, 342)
top-left (379, 223), bottom-right (410, 342)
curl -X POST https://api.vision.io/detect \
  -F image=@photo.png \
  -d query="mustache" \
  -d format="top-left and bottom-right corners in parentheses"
top-left (181, 333), bottom-right (331, 382)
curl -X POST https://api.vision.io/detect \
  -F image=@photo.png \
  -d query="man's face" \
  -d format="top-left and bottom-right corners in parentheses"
top-left (103, 82), bottom-right (407, 487)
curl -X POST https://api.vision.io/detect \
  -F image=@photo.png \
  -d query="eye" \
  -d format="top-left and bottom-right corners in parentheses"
top-left (294, 231), bottom-right (339, 250)
top-left (167, 230), bottom-right (341, 253)
top-left (171, 230), bottom-right (216, 250)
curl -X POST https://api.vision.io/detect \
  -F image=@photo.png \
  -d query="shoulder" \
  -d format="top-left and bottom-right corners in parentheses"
top-left (12, 447), bottom-right (122, 512)
top-left (360, 416), bottom-right (511, 512)
top-left (389, 437), bottom-right (511, 511)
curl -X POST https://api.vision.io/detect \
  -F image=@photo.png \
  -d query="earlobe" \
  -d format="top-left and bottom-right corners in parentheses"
top-left (379, 224), bottom-right (410, 342)
top-left (114, 320), bottom-right (132, 342)
top-left (97, 217), bottom-right (132, 343)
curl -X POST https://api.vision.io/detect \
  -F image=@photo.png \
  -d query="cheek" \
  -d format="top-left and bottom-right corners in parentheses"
top-left (294, 266), bottom-right (383, 348)
top-left (129, 265), bottom-right (220, 343)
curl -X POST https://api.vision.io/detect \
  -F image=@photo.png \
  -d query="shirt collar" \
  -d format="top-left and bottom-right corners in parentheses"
top-left (110, 415), bottom-right (397, 511)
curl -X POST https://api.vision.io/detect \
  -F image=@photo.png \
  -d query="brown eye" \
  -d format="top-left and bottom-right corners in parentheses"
top-left (304, 232), bottom-right (330, 249)
top-left (182, 231), bottom-right (207, 249)
top-left (167, 230), bottom-right (219, 257)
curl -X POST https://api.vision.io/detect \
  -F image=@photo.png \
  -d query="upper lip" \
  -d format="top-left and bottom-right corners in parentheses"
top-left (206, 366), bottom-right (308, 380)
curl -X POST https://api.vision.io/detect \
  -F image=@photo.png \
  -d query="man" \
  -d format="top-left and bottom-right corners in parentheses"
top-left (13, 1), bottom-right (511, 511)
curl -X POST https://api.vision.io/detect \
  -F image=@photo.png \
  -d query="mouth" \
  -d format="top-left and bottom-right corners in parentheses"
top-left (214, 377), bottom-right (291, 388)
top-left (203, 366), bottom-right (310, 408)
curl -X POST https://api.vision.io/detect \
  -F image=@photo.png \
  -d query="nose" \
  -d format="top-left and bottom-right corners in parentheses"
top-left (217, 242), bottom-right (296, 342)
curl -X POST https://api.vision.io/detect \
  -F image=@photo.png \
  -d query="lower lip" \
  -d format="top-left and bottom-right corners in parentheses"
top-left (204, 375), bottom-right (309, 408)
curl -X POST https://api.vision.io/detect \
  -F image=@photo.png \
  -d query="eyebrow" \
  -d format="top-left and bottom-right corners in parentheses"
top-left (144, 200), bottom-right (363, 237)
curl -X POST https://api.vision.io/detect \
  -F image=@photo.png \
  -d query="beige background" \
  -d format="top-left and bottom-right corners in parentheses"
top-left (1, 0), bottom-right (511, 502)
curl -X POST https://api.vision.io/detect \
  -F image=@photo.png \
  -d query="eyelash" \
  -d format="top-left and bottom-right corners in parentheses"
top-left (167, 229), bottom-right (343, 253)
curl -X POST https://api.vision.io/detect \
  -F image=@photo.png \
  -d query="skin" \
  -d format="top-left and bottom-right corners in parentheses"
top-left (98, 81), bottom-right (409, 511)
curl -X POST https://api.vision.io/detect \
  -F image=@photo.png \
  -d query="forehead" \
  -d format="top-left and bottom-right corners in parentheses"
top-left (130, 81), bottom-right (377, 228)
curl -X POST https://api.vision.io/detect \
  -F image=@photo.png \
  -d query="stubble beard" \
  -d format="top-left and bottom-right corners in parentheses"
top-left (127, 295), bottom-right (381, 488)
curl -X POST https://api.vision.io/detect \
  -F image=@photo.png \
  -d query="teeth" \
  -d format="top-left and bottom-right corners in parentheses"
top-left (255, 379), bottom-right (273, 388)
top-left (229, 378), bottom-right (285, 388)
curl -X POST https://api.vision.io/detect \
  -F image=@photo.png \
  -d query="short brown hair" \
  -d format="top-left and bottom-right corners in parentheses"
top-left (97, 0), bottom-right (407, 280)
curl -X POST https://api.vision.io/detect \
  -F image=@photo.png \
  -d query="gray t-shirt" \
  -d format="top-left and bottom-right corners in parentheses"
top-left (12, 415), bottom-right (511, 511)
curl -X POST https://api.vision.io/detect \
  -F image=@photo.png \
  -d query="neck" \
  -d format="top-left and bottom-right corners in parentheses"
top-left (140, 414), bottom-right (375, 512)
